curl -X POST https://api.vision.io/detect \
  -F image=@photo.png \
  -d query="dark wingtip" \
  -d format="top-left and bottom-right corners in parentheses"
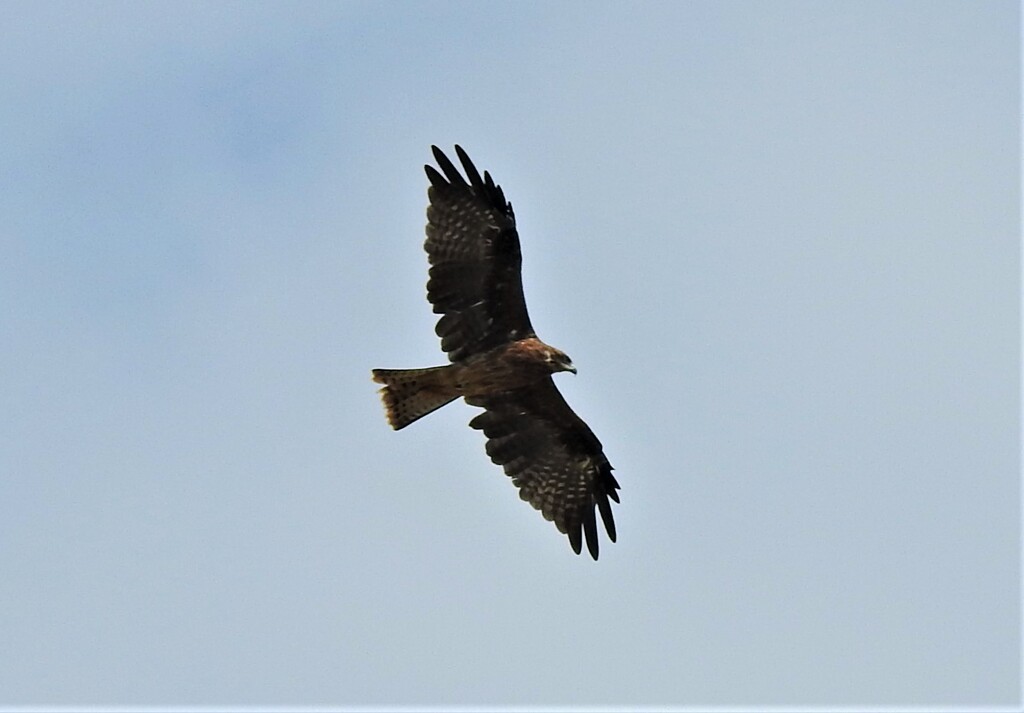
top-left (454, 145), bottom-right (484, 187)
top-left (606, 469), bottom-right (621, 503)
top-left (567, 522), bottom-right (583, 556)
top-left (584, 511), bottom-right (599, 560)
top-left (598, 496), bottom-right (616, 543)
top-left (430, 145), bottom-right (466, 186)
top-left (424, 164), bottom-right (446, 188)
top-left (457, 149), bottom-right (482, 185)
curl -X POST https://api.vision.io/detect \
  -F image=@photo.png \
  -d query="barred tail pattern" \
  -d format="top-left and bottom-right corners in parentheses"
top-left (371, 366), bottom-right (459, 430)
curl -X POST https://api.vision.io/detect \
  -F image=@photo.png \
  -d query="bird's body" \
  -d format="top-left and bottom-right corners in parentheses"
top-left (372, 146), bottom-right (619, 559)
top-left (375, 337), bottom-right (573, 429)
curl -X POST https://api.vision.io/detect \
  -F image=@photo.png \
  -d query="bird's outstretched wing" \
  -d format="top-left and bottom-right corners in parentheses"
top-left (424, 145), bottom-right (535, 363)
top-left (466, 379), bottom-right (620, 559)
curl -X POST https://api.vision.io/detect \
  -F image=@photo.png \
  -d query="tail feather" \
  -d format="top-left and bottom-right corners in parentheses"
top-left (371, 366), bottom-right (459, 430)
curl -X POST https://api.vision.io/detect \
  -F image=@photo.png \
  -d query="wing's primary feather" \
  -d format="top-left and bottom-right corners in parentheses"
top-left (424, 146), bottom-right (535, 362)
top-left (467, 379), bottom-right (620, 559)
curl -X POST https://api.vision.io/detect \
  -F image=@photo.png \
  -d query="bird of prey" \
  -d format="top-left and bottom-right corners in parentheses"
top-left (372, 146), bottom-right (620, 559)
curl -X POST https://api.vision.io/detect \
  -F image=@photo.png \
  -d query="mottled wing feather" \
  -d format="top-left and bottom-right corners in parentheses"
top-left (424, 146), bottom-right (535, 362)
top-left (467, 379), bottom-right (620, 559)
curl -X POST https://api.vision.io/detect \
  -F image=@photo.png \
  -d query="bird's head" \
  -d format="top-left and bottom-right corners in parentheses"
top-left (544, 347), bottom-right (577, 375)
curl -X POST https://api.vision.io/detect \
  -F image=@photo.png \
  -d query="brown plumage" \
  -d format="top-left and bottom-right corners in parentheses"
top-left (372, 145), bottom-right (619, 560)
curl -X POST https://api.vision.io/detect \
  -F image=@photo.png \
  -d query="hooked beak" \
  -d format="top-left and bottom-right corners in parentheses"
top-left (564, 362), bottom-right (577, 375)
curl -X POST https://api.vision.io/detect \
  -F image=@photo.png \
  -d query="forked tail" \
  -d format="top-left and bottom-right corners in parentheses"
top-left (371, 366), bottom-right (459, 430)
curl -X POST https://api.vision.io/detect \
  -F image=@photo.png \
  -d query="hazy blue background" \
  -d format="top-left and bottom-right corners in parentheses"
top-left (1, 1), bottom-right (1018, 708)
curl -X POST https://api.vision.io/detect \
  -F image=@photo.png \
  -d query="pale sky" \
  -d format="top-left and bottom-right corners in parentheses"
top-left (1, 1), bottom-right (1019, 708)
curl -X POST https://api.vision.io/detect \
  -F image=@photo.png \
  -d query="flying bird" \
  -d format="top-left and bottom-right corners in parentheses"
top-left (372, 146), bottom-right (620, 559)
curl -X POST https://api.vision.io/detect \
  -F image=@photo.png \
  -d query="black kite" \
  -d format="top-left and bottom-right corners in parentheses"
top-left (372, 146), bottom-right (620, 559)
